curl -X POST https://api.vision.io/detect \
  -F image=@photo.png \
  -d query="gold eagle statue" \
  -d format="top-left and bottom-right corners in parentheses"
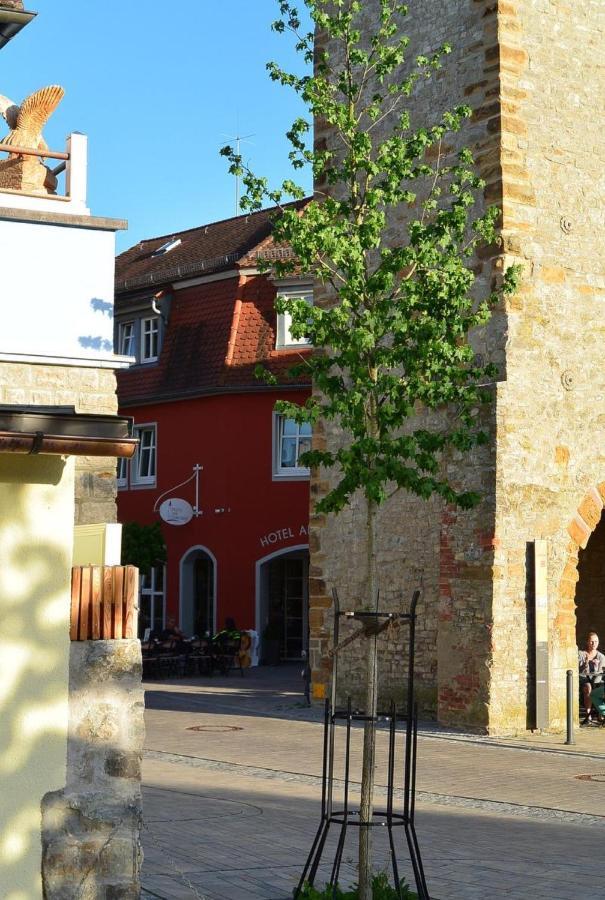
top-left (0, 85), bottom-right (64, 152)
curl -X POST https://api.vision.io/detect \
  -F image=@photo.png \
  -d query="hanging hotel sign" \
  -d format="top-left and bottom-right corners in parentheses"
top-left (153, 465), bottom-right (202, 525)
top-left (159, 498), bottom-right (194, 526)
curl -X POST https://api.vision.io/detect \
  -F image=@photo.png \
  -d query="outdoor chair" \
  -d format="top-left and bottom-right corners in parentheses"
top-left (142, 640), bottom-right (185, 679)
top-left (212, 634), bottom-right (244, 677)
top-left (185, 639), bottom-right (214, 677)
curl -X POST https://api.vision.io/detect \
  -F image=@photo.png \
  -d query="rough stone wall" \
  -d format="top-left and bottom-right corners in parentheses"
top-left (491, 0), bottom-right (605, 732)
top-left (41, 640), bottom-right (144, 898)
top-left (310, 0), bottom-right (504, 729)
top-left (0, 361), bottom-right (118, 524)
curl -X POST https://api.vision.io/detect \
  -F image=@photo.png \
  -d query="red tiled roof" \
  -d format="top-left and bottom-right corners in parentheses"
top-left (116, 203), bottom-right (312, 407)
top-left (117, 274), bottom-right (311, 406)
top-left (115, 201), bottom-right (307, 294)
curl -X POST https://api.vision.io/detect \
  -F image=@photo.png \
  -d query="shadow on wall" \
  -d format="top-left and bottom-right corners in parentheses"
top-left (0, 454), bottom-right (72, 897)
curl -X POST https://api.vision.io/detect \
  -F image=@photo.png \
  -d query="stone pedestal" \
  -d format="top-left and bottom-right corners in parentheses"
top-left (41, 640), bottom-right (144, 898)
top-left (0, 154), bottom-right (57, 193)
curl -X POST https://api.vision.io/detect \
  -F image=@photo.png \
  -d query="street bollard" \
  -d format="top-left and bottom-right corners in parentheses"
top-left (565, 668), bottom-right (575, 745)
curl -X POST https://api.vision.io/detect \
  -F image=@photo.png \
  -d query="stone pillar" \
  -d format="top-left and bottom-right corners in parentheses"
top-left (41, 640), bottom-right (144, 898)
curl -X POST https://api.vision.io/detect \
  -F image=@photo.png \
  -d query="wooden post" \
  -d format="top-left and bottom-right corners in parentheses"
top-left (70, 565), bottom-right (139, 640)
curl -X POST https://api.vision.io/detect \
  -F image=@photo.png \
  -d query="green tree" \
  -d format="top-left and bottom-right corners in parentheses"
top-left (222, 2), bottom-right (518, 897)
top-left (121, 521), bottom-right (166, 577)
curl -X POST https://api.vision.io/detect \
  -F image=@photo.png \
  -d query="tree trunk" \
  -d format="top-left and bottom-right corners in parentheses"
top-left (358, 496), bottom-right (378, 900)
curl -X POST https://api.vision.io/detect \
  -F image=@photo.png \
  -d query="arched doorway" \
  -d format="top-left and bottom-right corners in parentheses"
top-left (256, 545), bottom-right (309, 661)
top-left (179, 545), bottom-right (217, 638)
top-left (575, 516), bottom-right (605, 647)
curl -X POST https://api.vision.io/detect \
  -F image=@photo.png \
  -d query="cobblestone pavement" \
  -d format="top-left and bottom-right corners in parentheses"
top-left (141, 666), bottom-right (605, 899)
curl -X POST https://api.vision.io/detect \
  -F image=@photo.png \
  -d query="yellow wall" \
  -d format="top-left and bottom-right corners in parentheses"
top-left (0, 454), bottom-right (73, 899)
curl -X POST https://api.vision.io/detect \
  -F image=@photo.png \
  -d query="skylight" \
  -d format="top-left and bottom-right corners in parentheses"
top-left (152, 237), bottom-right (182, 257)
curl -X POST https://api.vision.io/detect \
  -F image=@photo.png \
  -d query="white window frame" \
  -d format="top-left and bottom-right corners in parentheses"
top-left (116, 457), bottom-right (128, 489)
top-left (273, 413), bottom-right (312, 480)
top-left (141, 316), bottom-right (159, 363)
top-left (139, 564), bottom-right (166, 638)
top-left (276, 286), bottom-right (313, 349)
top-left (118, 321), bottom-right (135, 357)
top-left (131, 423), bottom-right (157, 487)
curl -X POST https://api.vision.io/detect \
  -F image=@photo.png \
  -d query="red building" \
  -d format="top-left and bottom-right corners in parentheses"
top-left (114, 205), bottom-right (312, 660)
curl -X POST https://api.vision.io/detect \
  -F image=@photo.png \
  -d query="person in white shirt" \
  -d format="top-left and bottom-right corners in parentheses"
top-left (579, 631), bottom-right (605, 724)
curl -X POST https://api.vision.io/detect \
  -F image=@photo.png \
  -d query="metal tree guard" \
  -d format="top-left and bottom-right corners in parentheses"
top-left (295, 589), bottom-right (430, 899)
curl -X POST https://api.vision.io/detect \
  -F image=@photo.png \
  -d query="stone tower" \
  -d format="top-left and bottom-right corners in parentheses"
top-left (310, 0), bottom-right (605, 734)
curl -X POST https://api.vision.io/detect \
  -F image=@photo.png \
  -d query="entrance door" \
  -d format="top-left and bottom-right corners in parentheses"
top-left (180, 547), bottom-right (216, 638)
top-left (261, 549), bottom-right (309, 659)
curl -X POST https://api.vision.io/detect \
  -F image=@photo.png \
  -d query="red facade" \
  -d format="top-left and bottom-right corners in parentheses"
top-left (115, 207), bottom-right (311, 658)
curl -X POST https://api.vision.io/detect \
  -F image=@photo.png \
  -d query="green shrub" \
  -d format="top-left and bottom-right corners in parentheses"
top-left (297, 873), bottom-right (417, 899)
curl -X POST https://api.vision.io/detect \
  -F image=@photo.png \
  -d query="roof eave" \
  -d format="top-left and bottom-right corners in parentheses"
top-left (0, 7), bottom-right (36, 50)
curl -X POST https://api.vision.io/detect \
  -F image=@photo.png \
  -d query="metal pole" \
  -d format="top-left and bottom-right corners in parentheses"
top-left (0, 141), bottom-right (69, 160)
top-left (565, 668), bottom-right (575, 745)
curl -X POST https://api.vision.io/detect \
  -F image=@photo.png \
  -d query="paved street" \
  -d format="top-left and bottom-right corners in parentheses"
top-left (141, 666), bottom-right (605, 900)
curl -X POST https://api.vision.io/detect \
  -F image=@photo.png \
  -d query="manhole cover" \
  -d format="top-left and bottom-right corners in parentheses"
top-left (576, 773), bottom-right (605, 782)
top-left (186, 725), bottom-right (243, 733)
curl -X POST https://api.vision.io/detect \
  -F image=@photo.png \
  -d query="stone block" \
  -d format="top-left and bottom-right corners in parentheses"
top-left (568, 515), bottom-right (591, 549)
top-left (578, 493), bottom-right (602, 532)
top-left (104, 751), bottom-right (141, 780)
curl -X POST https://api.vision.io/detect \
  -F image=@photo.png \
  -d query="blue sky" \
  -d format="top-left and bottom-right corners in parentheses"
top-left (1, 0), bottom-right (312, 251)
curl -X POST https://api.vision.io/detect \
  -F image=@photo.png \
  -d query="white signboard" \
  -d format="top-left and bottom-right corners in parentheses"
top-left (159, 498), bottom-right (194, 526)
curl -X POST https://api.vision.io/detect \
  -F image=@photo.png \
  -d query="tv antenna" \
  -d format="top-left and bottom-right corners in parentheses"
top-left (221, 131), bottom-right (255, 213)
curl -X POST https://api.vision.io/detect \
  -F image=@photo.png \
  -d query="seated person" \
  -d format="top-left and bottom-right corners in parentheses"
top-left (160, 616), bottom-right (187, 647)
top-left (213, 617), bottom-right (241, 643)
top-left (579, 631), bottom-right (605, 724)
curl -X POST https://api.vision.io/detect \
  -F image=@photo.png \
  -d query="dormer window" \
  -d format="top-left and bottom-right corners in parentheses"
top-left (115, 311), bottom-right (164, 365)
top-left (276, 285), bottom-right (313, 349)
top-left (152, 237), bottom-right (181, 257)
top-left (119, 321), bottom-right (135, 357)
top-left (141, 316), bottom-right (159, 363)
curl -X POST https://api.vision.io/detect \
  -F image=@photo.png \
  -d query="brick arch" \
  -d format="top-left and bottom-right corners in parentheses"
top-left (560, 485), bottom-right (605, 616)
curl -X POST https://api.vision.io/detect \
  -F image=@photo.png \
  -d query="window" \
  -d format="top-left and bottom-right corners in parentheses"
top-left (274, 414), bottom-right (312, 478)
top-left (152, 237), bottom-right (182, 256)
top-left (139, 564), bottom-right (165, 638)
top-left (132, 424), bottom-right (157, 486)
top-left (276, 286), bottom-right (313, 349)
top-left (116, 457), bottom-right (128, 489)
top-left (141, 316), bottom-right (159, 362)
top-left (115, 315), bottom-right (163, 364)
top-left (119, 321), bottom-right (135, 357)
